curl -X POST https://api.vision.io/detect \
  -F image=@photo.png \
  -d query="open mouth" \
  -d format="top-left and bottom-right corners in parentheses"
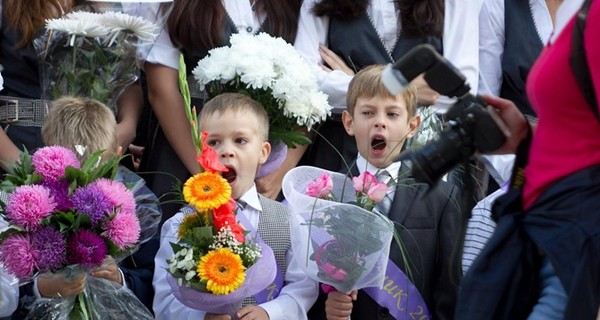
top-left (371, 136), bottom-right (387, 151)
top-left (221, 166), bottom-right (237, 184)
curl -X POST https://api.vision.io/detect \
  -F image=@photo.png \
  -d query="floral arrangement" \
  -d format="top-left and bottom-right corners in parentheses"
top-left (164, 56), bottom-right (276, 315)
top-left (192, 32), bottom-right (332, 148)
top-left (34, 9), bottom-right (158, 112)
top-left (282, 166), bottom-right (395, 293)
top-left (405, 106), bottom-right (444, 150)
top-left (0, 146), bottom-right (151, 319)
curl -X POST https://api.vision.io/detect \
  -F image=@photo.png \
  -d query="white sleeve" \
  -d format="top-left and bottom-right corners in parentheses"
top-left (0, 266), bottom-right (18, 318)
top-left (145, 24), bottom-right (181, 70)
top-left (436, 0), bottom-right (483, 113)
top-left (478, 0), bottom-right (505, 96)
top-left (294, 0), bottom-right (351, 112)
top-left (259, 214), bottom-right (319, 320)
top-left (152, 214), bottom-right (207, 320)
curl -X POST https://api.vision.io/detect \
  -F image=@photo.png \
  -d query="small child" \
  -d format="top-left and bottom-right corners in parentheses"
top-left (309, 65), bottom-right (462, 320)
top-left (10, 96), bottom-right (159, 317)
top-left (152, 93), bottom-right (318, 320)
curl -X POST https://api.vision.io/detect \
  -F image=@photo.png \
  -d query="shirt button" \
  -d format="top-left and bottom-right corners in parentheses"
top-left (246, 26), bottom-right (253, 33)
top-left (379, 307), bottom-right (390, 318)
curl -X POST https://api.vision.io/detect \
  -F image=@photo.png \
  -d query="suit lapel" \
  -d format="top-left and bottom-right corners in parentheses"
top-left (389, 164), bottom-right (420, 225)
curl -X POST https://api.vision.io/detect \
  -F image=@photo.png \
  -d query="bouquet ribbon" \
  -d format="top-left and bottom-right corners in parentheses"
top-left (363, 259), bottom-right (430, 320)
top-left (235, 212), bottom-right (284, 303)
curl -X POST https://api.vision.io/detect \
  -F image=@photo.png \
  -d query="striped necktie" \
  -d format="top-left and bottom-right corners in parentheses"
top-left (375, 170), bottom-right (394, 216)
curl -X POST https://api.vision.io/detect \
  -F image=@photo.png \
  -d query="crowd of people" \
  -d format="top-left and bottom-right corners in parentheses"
top-left (0, 0), bottom-right (599, 319)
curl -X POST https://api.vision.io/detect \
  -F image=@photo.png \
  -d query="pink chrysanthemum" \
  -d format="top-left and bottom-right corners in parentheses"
top-left (6, 185), bottom-right (57, 231)
top-left (102, 213), bottom-right (140, 250)
top-left (91, 179), bottom-right (136, 216)
top-left (0, 234), bottom-right (39, 279)
top-left (67, 229), bottom-right (107, 269)
top-left (32, 146), bottom-right (80, 181)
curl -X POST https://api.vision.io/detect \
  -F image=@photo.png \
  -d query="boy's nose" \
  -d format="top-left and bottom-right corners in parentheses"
top-left (374, 115), bottom-right (387, 128)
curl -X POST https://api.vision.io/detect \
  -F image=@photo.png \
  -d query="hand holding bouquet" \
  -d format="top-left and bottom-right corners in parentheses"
top-left (0, 147), bottom-right (153, 319)
top-left (282, 166), bottom-right (395, 293)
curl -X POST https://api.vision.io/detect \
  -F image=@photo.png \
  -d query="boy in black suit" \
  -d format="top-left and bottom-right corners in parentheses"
top-left (309, 65), bottom-right (461, 320)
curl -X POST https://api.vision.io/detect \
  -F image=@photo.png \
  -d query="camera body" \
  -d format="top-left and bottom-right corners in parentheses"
top-left (382, 43), bottom-right (507, 185)
top-left (408, 94), bottom-right (506, 185)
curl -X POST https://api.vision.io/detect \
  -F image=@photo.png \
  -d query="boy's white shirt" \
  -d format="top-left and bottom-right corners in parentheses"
top-left (355, 154), bottom-right (401, 200)
top-left (152, 184), bottom-right (317, 320)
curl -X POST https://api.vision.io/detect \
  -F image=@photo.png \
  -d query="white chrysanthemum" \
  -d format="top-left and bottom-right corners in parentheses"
top-left (46, 18), bottom-right (108, 37)
top-left (100, 11), bottom-right (158, 42)
top-left (193, 32), bottom-right (332, 136)
top-left (66, 11), bottom-right (102, 22)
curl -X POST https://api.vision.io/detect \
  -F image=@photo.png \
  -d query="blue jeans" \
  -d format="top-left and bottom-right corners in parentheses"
top-left (528, 257), bottom-right (567, 320)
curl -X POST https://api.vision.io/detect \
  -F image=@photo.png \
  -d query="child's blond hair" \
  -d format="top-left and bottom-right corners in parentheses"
top-left (42, 96), bottom-right (117, 161)
top-left (347, 64), bottom-right (418, 117)
top-left (200, 93), bottom-right (270, 141)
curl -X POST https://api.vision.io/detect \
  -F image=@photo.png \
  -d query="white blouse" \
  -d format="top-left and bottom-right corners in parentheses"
top-left (295, 0), bottom-right (482, 114)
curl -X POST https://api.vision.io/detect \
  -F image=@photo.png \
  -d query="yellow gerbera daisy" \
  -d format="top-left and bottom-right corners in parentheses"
top-left (183, 172), bottom-right (231, 211)
top-left (197, 248), bottom-right (246, 295)
top-left (177, 211), bottom-right (209, 240)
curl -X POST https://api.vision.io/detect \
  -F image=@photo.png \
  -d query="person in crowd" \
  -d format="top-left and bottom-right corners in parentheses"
top-left (153, 93), bottom-right (318, 320)
top-left (0, 1), bottom-right (142, 164)
top-left (142, 0), bottom-right (305, 224)
top-left (309, 65), bottom-right (461, 320)
top-left (294, 0), bottom-right (480, 172)
top-left (0, 218), bottom-right (18, 319)
top-left (457, 0), bottom-right (600, 318)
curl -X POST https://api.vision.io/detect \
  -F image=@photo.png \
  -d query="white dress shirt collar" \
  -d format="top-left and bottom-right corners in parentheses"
top-left (355, 154), bottom-right (401, 181)
top-left (237, 184), bottom-right (263, 229)
top-left (223, 0), bottom-right (266, 35)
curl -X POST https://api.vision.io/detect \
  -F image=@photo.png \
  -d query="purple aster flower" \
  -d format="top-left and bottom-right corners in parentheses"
top-left (0, 234), bottom-right (39, 279)
top-left (6, 185), bottom-right (56, 231)
top-left (66, 229), bottom-right (107, 269)
top-left (72, 185), bottom-right (112, 225)
top-left (32, 226), bottom-right (66, 271)
top-left (43, 180), bottom-right (72, 211)
top-left (92, 179), bottom-right (136, 216)
top-left (102, 213), bottom-right (140, 250)
top-left (32, 146), bottom-right (80, 181)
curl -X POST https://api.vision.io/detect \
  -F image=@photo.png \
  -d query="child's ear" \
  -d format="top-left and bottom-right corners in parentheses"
top-left (406, 115), bottom-right (421, 139)
top-left (115, 146), bottom-right (123, 156)
top-left (342, 110), bottom-right (355, 136)
top-left (258, 141), bottom-right (271, 165)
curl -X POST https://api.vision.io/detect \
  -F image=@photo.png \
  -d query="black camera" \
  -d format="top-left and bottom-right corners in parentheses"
top-left (382, 44), bottom-right (507, 185)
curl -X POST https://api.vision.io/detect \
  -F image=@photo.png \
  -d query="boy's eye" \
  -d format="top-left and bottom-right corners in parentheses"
top-left (361, 111), bottom-right (374, 116)
top-left (388, 112), bottom-right (400, 117)
top-left (235, 138), bottom-right (248, 144)
top-left (207, 139), bottom-right (219, 146)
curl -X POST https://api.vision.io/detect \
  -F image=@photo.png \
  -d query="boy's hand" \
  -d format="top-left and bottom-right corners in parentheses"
top-left (37, 272), bottom-right (87, 298)
top-left (91, 256), bottom-right (122, 285)
top-left (205, 314), bottom-right (231, 320)
top-left (325, 290), bottom-right (357, 320)
top-left (237, 305), bottom-right (270, 320)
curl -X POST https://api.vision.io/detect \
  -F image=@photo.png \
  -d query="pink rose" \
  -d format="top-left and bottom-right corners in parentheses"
top-left (367, 182), bottom-right (389, 203)
top-left (305, 173), bottom-right (334, 199)
top-left (352, 171), bottom-right (378, 193)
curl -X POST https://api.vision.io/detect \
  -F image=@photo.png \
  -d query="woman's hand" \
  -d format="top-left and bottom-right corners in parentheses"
top-left (37, 272), bottom-right (87, 298)
top-left (91, 256), bottom-right (123, 285)
top-left (412, 74), bottom-right (439, 106)
top-left (482, 95), bottom-right (531, 155)
top-left (319, 45), bottom-right (355, 76)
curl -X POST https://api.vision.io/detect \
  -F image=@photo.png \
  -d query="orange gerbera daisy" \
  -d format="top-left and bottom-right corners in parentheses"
top-left (183, 172), bottom-right (231, 211)
top-left (197, 248), bottom-right (246, 295)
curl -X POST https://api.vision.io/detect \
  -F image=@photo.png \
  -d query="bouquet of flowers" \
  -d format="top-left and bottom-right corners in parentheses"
top-left (192, 32), bottom-right (332, 177)
top-left (0, 147), bottom-right (156, 319)
top-left (34, 8), bottom-right (158, 113)
top-left (282, 166), bottom-right (395, 293)
top-left (163, 56), bottom-right (277, 317)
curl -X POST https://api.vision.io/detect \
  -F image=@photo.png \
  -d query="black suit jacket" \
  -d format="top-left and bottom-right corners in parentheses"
top-left (309, 164), bottom-right (462, 320)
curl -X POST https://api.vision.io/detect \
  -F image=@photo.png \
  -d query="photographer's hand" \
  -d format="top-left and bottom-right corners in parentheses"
top-left (482, 95), bottom-right (531, 154)
top-left (413, 74), bottom-right (439, 106)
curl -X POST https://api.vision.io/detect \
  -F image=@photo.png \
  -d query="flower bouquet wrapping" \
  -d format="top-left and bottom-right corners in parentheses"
top-left (0, 147), bottom-right (159, 319)
top-left (282, 166), bottom-right (395, 293)
top-left (162, 56), bottom-right (277, 318)
top-left (33, 8), bottom-right (158, 113)
top-left (192, 32), bottom-right (332, 177)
